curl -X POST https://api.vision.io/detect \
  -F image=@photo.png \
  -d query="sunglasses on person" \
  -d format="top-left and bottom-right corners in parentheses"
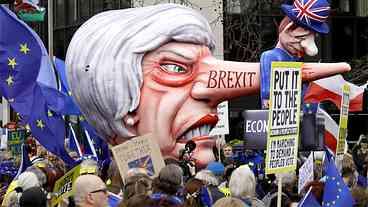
top-left (89, 188), bottom-right (108, 194)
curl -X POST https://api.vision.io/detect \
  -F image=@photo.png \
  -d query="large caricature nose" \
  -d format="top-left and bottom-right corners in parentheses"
top-left (301, 34), bottom-right (318, 56)
top-left (191, 57), bottom-right (261, 106)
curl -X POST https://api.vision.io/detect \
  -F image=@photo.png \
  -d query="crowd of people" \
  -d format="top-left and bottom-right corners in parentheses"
top-left (0, 136), bottom-right (368, 207)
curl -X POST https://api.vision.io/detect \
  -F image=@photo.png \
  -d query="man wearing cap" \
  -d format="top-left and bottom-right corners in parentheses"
top-left (260, 0), bottom-right (331, 108)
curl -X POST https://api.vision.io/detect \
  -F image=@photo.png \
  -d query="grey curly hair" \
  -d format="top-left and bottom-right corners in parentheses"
top-left (66, 3), bottom-right (215, 140)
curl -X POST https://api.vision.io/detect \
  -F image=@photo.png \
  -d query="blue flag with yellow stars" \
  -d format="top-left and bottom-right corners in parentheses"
top-left (0, 5), bottom-right (42, 100)
top-left (322, 156), bottom-right (354, 207)
top-left (0, 5), bottom-right (75, 165)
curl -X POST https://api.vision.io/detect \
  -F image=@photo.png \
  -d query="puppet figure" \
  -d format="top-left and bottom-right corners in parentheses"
top-left (260, 0), bottom-right (331, 108)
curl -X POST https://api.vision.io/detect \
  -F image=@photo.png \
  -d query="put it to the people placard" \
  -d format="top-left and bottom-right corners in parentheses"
top-left (265, 62), bottom-right (302, 175)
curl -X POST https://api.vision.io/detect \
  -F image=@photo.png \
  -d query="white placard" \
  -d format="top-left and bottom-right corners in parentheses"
top-left (298, 153), bottom-right (314, 194)
top-left (210, 101), bottom-right (229, 136)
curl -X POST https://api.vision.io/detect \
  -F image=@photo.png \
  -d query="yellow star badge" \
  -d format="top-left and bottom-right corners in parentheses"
top-left (20, 43), bottom-right (30, 54)
top-left (36, 119), bottom-right (45, 129)
top-left (6, 76), bottom-right (14, 86)
top-left (7, 57), bottom-right (17, 69)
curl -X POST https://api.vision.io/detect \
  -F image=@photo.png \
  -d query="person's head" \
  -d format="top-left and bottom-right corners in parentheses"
top-left (229, 165), bottom-right (256, 199)
top-left (213, 197), bottom-right (247, 207)
top-left (351, 186), bottom-right (368, 207)
top-left (183, 178), bottom-right (204, 207)
top-left (73, 174), bottom-right (108, 207)
top-left (66, 3), bottom-right (261, 167)
top-left (122, 194), bottom-right (155, 207)
top-left (277, 17), bottom-right (317, 57)
top-left (342, 167), bottom-right (357, 188)
top-left (123, 173), bottom-right (152, 200)
top-left (19, 187), bottom-right (47, 207)
top-left (270, 194), bottom-right (291, 207)
top-left (278, 0), bottom-right (330, 57)
top-left (342, 153), bottom-right (357, 171)
top-left (152, 164), bottom-right (183, 195)
top-left (195, 170), bottom-right (219, 186)
top-left (222, 144), bottom-right (233, 158)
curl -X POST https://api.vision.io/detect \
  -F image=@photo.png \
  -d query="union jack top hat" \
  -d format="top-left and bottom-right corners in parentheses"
top-left (281, 0), bottom-right (330, 34)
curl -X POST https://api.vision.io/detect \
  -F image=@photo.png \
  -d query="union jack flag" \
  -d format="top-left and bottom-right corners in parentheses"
top-left (292, 0), bottom-right (330, 25)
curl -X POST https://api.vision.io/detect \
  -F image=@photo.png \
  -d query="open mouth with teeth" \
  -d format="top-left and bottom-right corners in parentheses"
top-left (176, 114), bottom-right (219, 143)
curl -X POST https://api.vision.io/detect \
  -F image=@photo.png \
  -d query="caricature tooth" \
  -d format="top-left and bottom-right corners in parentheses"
top-left (194, 128), bottom-right (201, 137)
top-left (185, 130), bottom-right (192, 140)
top-left (180, 124), bottom-right (215, 141)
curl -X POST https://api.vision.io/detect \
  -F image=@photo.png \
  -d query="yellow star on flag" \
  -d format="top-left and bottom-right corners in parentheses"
top-left (79, 115), bottom-right (85, 121)
top-left (6, 76), bottom-right (14, 86)
top-left (7, 57), bottom-right (17, 69)
top-left (19, 43), bottom-right (30, 54)
top-left (36, 119), bottom-right (45, 129)
top-left (47, 110), bottom-right (53, 117)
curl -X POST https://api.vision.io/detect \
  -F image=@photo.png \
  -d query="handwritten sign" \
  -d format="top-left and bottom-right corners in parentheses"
top-left (210, 101), bottom-right (229, 136)
top-left (52, 165), bottom-right (81, 207)
top-left (336, 84), bottom-right (350, 156)
top-left (265, 62), bottom-right (302, 174)
top-left (111, 134), bottom-right (165, 182)
top-left (298, 153), bottom-right (314, 194)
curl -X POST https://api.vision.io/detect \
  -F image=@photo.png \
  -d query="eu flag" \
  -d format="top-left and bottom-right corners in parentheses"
top-left (0, 5), bottom-right (42, 100)
top-left (80, 118), bottom-right (109, 162)
top-left (0, 6), bottom-right (75, 165)
top-left (322, 156), bottom-right (354, 207)
top-left (50, 57), bottom-right (81, 115)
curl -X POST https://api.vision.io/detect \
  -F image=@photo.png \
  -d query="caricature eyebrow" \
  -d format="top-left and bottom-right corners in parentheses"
top-left (158, 49), bottom-right (194, 61)
top-left (295, 32), bottom-right (312, 39)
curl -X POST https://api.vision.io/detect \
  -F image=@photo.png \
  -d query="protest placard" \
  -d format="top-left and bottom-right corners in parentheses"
top-left (265, 62), bottom-right (302, 175)
top-left (210, 101), bottom-right (229, 136)
top-left (51, 164), bottom-right (81, 207)
top-left (7, 129), bottom-right (26, 156)
top-left (298, 153), bottom-right (314, 194)
top-left (111, 133), bottom-right (165, 183)
top-left (336, 84), bottom-right (350, 156)
top-left (0, 128), bottom-right (7, 149)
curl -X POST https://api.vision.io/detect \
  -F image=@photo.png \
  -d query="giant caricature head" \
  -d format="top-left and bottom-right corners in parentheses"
top-left (66, 4), bottom-right (261, 166)
top-left (66, 3), bottom-right (349, 167)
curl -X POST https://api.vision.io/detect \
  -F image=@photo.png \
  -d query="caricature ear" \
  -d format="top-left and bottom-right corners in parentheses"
top-left (282, 22), bottom-right (294, 34)
top-left (123, 112), bottom-right (140, 127)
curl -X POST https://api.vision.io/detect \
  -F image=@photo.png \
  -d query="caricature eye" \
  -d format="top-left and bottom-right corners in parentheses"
top-left (160, 64), bottom-right (187, 74)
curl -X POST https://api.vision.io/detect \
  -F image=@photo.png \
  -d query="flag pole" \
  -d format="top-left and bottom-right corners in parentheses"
top-left (277, 174), bottom-right (282, 207)
top-left (48, 0), bottom-right (53, 59)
